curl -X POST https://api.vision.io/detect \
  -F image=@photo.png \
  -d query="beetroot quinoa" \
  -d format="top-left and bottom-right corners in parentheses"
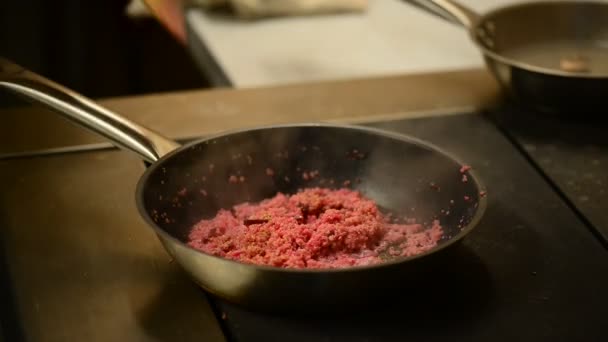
top-left (187, 188), bottom-right (443, 269)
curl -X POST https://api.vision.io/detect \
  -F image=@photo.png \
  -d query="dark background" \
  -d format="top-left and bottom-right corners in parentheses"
top-left (0, 0), bottom-right (209, 102)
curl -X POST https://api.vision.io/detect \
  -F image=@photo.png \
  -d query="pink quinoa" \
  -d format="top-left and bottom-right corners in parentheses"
top-left (187, 188), bottom-right (443, 269)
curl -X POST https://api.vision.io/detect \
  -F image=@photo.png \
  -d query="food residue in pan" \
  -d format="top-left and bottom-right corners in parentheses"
top-left (504, 41), bottom-right (608, 74)
top-left (559, 54), bottom-right (589, 73)
top-left (187, 187), bottom-right (443, 269)
top-left (302, 170), bottom-right (320, 181)
top-left (228, 175), bottom-right (246, 183)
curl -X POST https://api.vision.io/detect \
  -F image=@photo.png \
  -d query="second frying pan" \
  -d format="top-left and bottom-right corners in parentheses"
top-left (410, 0), bottom-right (608, 115)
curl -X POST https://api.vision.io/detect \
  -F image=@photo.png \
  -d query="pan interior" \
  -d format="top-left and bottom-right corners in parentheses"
top-left (139, 126), bottom-right (483, 262)
top-left (474, 1), bottom-right (608, 76)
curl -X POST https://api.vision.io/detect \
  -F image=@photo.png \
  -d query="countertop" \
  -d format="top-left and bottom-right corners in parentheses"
top-left (185, 0), bottom-right (546, 87)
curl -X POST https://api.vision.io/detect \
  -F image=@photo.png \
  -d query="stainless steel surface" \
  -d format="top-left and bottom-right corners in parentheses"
top-left (0, 107), bottom-right (477, 161)
top-left (0, 58), bottom-right (179, 163)
top-left (408, 0), bottom-right (608, 114)
top-left (473, 1), bottom-right (608, 78)
top-left (0, 68), bottom-right (499, 157)
top-left (0, 142), bottom-right (115, 160)
top-left (0, 151), bottom-right (226, 342)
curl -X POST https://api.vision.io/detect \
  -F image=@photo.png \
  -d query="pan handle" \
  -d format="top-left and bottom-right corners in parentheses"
top-left (407, 0), bottom-right (480, 29)
top-left (0, 58), bottom-right (180, 163)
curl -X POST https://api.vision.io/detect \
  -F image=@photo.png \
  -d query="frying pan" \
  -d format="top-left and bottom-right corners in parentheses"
top-left (409, 0), bottom-right (608, 115)
top-left (0, 58), bottom-right (486, 312)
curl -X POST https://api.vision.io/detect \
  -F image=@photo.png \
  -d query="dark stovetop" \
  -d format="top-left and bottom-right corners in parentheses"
top-left (207, 112), bottom-right (608, 342)
top-left (2, 107), bottom-right (608, 342)
top-left (490, 106), bottom-right (608, 246)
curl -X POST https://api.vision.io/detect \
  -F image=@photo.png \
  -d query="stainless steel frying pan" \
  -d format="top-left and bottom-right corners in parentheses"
top-left (410, 0), bottom-right (608, 115)
top-left (0, 58), bottom-right (487, 313)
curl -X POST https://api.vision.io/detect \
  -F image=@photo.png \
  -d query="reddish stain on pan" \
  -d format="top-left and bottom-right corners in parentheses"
top-left (460, 165), bottom-right (472, 173)
top-left (188, 188), bottom-right (443, 269)
top-left (302, 170), bottom-right (320, 181)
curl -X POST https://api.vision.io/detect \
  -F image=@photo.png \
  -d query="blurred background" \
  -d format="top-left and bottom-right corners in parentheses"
top-left (0, 0), bottom-right (208, 101)
top-left (1, 0), bottom-right (483, 102)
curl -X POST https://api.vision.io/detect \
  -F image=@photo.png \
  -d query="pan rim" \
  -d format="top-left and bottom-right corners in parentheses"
top-left (469, 0), bottom-right (608, 79)
top-left (135, 122), bottom-right (488, 274)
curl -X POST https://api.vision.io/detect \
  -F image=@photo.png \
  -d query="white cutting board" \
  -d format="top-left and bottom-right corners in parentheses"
top-left (185, 0), bottom-right (590, 87)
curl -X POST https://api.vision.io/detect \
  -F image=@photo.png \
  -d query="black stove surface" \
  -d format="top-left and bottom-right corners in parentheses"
top-left (490, 106), bottom-right (608, 245)
top-left (207, 113), bottom-right (608, 342)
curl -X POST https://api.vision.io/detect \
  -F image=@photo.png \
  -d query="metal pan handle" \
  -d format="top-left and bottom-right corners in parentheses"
top-left (0, 58), bottom-right (180, 163)
top-left (407, 0), bottom-right (480, 29)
